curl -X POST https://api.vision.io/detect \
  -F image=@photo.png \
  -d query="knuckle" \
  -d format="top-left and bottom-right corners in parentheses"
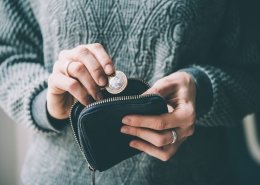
top-left (155, 119), bottom-right (166, 130)
top-left (103, 58), bottom-right (112, 65)
top-left (70, 63), bottom-right (85, 74)
top-left (134, 129), bottom-right (140, 137)
top-left (68, 80), bottom-right (79, 92)
top-left (92, 43), bottom-right (103, 50)
top-left (58, 49), bottom-right (69, 59)
top-left (76, 46), bottom-right (89, 55)
top-left (131, 118), bottom-right (139, 127)
top-left (92, 66), bottom-right (104, 77)
top-left (155, 137), bottom-right (167, 147)
top-left (92, 65), bottom-right (103, 73)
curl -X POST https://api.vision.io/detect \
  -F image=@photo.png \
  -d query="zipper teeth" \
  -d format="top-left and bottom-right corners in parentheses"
top-left (69, 94), bottom-right (156, 169)
top-left (69, 103), bottom-right (94, 170)
top-left (83, 94), bottom-right (155, 111)
top-left (69, 78), bottom-right (152, 171)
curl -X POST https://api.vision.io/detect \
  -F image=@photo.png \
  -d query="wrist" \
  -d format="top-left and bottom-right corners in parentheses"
top-left (46, 102), bottom-right (70, 130)
top-left (31, 89), bottom-right (68, 132)
top-left (46, 89), bottom-right (71, 120)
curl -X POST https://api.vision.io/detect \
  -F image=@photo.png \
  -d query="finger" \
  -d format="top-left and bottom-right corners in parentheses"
top-left (48, 73), bottom-right (91, 106)
top-left (86, 43), bottom-right (115, 75)
top-left (121, 126), bottom-right (174, 147)
top-left (174, 126), bottom-right (195, 141)
top-left (121, 125), bottom-right (193, 147)
top-left (73, 46), bottom-right (108, 87)
top-left (122, 102), bottom-right (195, 130)
top-left (172, 102), bottom-right (196, 128)
top-left (129, 139), bottom-right (179, 161)
top-left (142, 77), bottom-right (177, 98)
top-left (54, 59), bottom-right (101, 100)
top-left (67, 61), bottom-right (103, 100)
top-left (143, 72), bottom-right (194, 99)
top-left (122, 113), bottom-right (180, 130)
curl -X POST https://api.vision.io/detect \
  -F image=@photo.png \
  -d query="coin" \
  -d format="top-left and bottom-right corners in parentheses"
top-left (105, 71), bottom-right (128, 94)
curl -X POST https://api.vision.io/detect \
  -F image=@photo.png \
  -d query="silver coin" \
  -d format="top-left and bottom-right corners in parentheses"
top-left (105, 71), bottom-right (128, 94)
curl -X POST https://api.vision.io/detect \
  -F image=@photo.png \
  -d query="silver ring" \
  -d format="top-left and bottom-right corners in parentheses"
top-left (171, 130), bottom-right (177, 144)
top-left (65, 61), bottom-right (74, 77)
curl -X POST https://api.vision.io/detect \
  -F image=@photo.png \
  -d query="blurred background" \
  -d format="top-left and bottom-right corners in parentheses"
top-left (0, 108), bottom-right (260, 185)
top-left (0, 109), bottom-right (32, 185)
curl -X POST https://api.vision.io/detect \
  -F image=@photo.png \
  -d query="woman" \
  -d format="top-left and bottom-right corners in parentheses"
top-left (0, 0), bottom-right (259, 184)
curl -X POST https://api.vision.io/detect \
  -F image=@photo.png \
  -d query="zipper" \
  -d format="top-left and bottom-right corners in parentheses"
top-left (69, 101), bottom-right (96, 185)
top-left (69, 78), bottom-right (152, 185)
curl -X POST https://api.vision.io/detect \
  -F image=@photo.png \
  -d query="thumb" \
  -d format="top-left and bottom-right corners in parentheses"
top-left (142, 79), bottom-right (175, 98)
top-left (142, 87), bottom-right (156, 95)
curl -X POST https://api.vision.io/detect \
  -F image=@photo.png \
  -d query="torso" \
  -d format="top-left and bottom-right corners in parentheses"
top-left (30, 0), bottom-right (225, 83)
top-left (22, 1), bottom-right (230, 184)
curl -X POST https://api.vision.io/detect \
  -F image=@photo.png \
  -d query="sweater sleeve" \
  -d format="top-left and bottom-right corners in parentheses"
top-left (183, 64), bottom-right (260, 127)
top-left (181, 0), bottom-right (260, 127)
top-left (0, 0), bottom-right (65, 133)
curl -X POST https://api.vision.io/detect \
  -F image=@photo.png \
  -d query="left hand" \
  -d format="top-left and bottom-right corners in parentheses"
top-left (121, 71), bottom-right (197, 161)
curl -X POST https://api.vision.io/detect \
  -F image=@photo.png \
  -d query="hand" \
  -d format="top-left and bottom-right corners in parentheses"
top-left (47, 43), bottom-right (115, 119)
top-left (121, 72), bottom-right (196, 161)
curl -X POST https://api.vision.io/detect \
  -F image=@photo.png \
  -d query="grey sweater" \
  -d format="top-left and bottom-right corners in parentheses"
top-left (0, 0), bottom-right (260, 184)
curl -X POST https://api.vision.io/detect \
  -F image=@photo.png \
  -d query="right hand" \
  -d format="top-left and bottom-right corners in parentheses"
top-left (47, 43), bottom-right (115, 120)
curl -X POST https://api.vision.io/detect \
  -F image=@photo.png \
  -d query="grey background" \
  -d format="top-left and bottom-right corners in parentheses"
top-left (0, 109), bottom-right (32, 185)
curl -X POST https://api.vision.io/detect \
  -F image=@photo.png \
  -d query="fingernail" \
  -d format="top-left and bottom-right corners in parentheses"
top-left (122, 117), bottom-right (131, 124)
top-left (129, 141), bottom-right (135, 147)
top-left (99, 76), bottom-right (107, 86)
top-left (120, 126), bottom-right (128, 133)
top-left (96, 92), bottom-right (103, 100)
top-left (105, 64), bottom-right (114, 75)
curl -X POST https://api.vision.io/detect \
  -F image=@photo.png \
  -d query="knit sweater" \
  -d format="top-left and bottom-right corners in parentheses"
top-left (0, 0), bottom-right (260, 184)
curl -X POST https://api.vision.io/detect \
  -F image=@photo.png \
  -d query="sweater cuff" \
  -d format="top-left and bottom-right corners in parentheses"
top-left (31, 89), bottom-right (69, 132)
top-left (180, 67), bottom-right (213, 118)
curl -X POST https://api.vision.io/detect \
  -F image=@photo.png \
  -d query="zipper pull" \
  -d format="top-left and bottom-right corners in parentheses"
top-left (89, 164), bottom-right (96, 185)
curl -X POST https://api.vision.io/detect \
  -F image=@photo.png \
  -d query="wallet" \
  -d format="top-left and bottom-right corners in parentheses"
top-left (69, 78), bottom-right (168, 172)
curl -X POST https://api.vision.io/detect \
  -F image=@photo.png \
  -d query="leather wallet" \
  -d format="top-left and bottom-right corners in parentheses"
top-left (70, 78), bottom-right (168, 172)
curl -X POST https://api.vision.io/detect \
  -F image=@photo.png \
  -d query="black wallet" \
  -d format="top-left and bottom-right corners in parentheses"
top-left (70, 78), bottom-right (168, 172)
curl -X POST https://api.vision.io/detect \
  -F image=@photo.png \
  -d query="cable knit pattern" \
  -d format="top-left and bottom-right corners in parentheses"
top-left (0, 0), bottom-right (50, 132)
top-left (1, 0), bottom-right (260, 184)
